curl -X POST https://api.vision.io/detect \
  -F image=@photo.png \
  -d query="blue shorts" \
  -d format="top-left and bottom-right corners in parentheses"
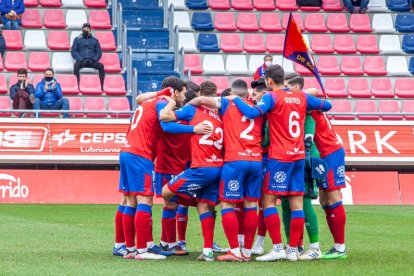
top-left (154, 173), bottom-right (178, 198)
top-left (320, 148), bottom-right (346, 192)
top-left (219, 161), bottom-right (263, 203)
top-left (264, 159), bottom-right (305, 196)
top-left (119, 152), bottom-right (154, 196)
top-left (168, 167), bottom-right (221, 206)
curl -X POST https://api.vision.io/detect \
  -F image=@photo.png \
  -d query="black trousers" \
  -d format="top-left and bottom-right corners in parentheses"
top-left (74, 59), bottom-right (105, 88)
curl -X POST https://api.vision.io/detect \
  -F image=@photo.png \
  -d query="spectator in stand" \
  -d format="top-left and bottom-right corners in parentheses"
top-left (10, 69), bottom-right (35, 118)
top-left (0, 17), bottom-right (6, 57)
top-left (186, 80), bottom-right (201, 96)
top-left (71, 23), bottom-right (105, 90)
top-left (0, 0), bottom-right (25, 30)
top-left (343, 0), bottom-right (369, 14)
top-left (296, 0), bottom-right (323, 8)
top-left (34, 68), bottom-right (70, 118)
top-left (254, 55), bottom-right (273, 80)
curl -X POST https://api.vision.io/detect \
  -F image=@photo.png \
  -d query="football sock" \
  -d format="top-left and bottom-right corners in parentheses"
top-left (199, 212), bottom-right (214, 250)
top-left (243, 207), bottom-right (258, 250)
top-left (221, 208), bottom-right (240, 249)
top-left (177, 206), bottom-right (189, 242)
top-left (135, 204), bottom-right (153, 251)
top-left (322, 205), bottom-right (335, 236)
top-left (122, 206), bottom-right (136, 248)
top-left (263, 207), bottom-right (282, 245)
top-left (253, 235), bottom-right (265, 248)
top-left (309, 242), bottom-right (320, 249)
top-left (330, 201), bottom-right (346, 245)
top-left (115, 205), bottom-right (125, 244)
top-left (281, 197), bottom-right (291, 241)
top-left (162, 207), bottom-right (177, 247)
top-left (257, 207), bottom-right (267, 237)
top-left (289, 210), bottom-right (305, 248)
top-left (235, 203), bottom-right (245, 235)
top-left (303, 197), bottom-right (319, 244)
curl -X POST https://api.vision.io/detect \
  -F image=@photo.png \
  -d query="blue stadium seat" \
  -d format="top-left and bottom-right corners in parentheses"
top-left (186, 0), bottom-right (208, 9)
top-left (122, 10), bottom-right (164, 29)
top-left (132, 53), bottom-right (175, 74)
top-left (137, 74), bottom-right (179, 93)
top-left (409, 57), bottom-right (414, 74)
top-left (118, 0), bottom-right (159, 9)
top-left (191, 12), bottom-right (214, 31)
top-left (197, 34), bottom-right (219, 52)
top-left (127, 30), bottom-right (169, 49)
top-left (402, 35), bottom-right (414, 53)
top-left (395, 14), bottom-right (414, 32)
top-left (387, 0), bottom-right (411, 11)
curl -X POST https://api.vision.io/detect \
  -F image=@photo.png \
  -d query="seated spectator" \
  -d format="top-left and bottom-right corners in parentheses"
top-left (0, 17), bottom-right (6, 57)
top-left (343, 0), bottom-right (369, 14)
top-left (34, 68), bottom-right (69, 118)
top-left (254, 54), bottom-right (273, 80)
top-left (186, 80), bottom-right (201, 96)
top-left (9, 69), bottom-right (35, 118)
top-left (0, 0), bottom-right (24, 30)
top-left (297, 0), bottom-right (322, 7)
top-left (71, 23), bottom-right (105, 90)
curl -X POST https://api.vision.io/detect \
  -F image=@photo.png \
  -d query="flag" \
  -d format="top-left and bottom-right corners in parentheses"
top-left (283, 13), bottom-right (325, 96)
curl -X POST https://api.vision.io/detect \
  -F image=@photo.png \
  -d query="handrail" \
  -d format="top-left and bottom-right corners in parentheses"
top-left (126, 46), bottom-right (133, 96)
top-left (163, 0), bottom-right (168, 28)
top-left (110, 0), bottom-right (117, 28)
top-left (132, 68), bottom-right (139, 111)
top-left (168, 4), bottom-right (174, 50)
top-left (173, 25), bottom-right (179, 72)
top-left (116, 3), bottom-right (123, 48)
top-left (179, 46), bottom-right (185, 78)
top-left (186, 68), bottom-right (191, 80)
top-left (121, 24), bottom-right (127, 70)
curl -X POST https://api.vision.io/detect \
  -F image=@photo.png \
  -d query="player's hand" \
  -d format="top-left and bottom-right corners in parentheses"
top-left (225, 95), bottom-right (239, 100)
top-left (194, 122), bottom-right (213, 135)
top-left (157, 87), bottom-right (174, 97)
top-left (159, 95), bottom-right (176, 104)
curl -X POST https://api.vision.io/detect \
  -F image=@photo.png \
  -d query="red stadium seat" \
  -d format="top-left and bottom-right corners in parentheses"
top-left (57, 74), bottom-right (79, 95)
top-left (294, 63), bottom-right (313, 76)
top-left (253, 0), bottom-right (275, 10)
top-left (323, 0), bottom-right (343, 11)
top-left (244, 34), bottom-right (265, 53)
top-left (348, 78), bottom-right (371, 98)
top-left (379, 101), bottom-right (401, 120)
top-left (190, 76), bottom-right (205, 85)
top-left (68, 97), bottom-right (84, 118)
top-left (210, 76), bottom-right (230, 92)
top-left (341, 56), bottom-right (364, 76)
top-left (5, 52), bottom-right (26, 71)
top-left (0, 75), bottom-right (7, 94)
top-left (237, 13), bottom-right (259, 31)
top-left (214, 12), bottom-right (237, 31)
top-left (325, 78), bottom-right (348, 98)
top-left (94, 31), bottom-right (116, 51)
top-left (350, 14), bottom-right (372, 33)
top-left (21, 9), bottom-right (42, 28)
top-left (9, 75), bottom-right (24, 88)
top-left (282, 13), bottom-right (304, 31)
top-left (395, 78), bottom-right (414, 98)
top-left (84, 97), bottom-right (107, 118)
top-left (43, 9), bottom-right (66, 28)
top-left (47, 31), bottom-right (70, 50)
top-left (0, 97), bottom-right (12, 117)
top-left (330, 100), bottom-right (354, 120)
top-left (80, 75), bottom-right (102, 95)
top-left (2, 30), bottom-right (23, 50)
top-left (356, 100), bottom-right (378, 120)
top-left (108, 97), bottom-right (131, 118)
top-left (31, 74), bottom-right (44, 86)
top-left (334, 35), bottom-right (356, 54)
top-left (103, 75), bottom-right (127, 95)
top-left (371, 78), bottom-right (394, 98)
top-left (318, 56), bottom-right (341, 75)
top-left (327, 14), bottom-right (349, 32)
top-left (311, 34), bottom-right (334, 54)
top-left (356, 35), bottom-right (379, 54)
top-left (403, 100), bottom-right (414, 120)
top-left (304, 13), bottom-right (327, 32)
top-left (265, 34), bottom-right (284, 53)
top-left (364, 56), bottom-right (387, 76)
top-left (39, 0), bottom-right (61, 7)
top-left (237, 77), bottom-right (253, 88)
top-left (209, 0), bottom-right (231, 10)
top-left (303, 77), bottom-right (322, 91)
top-left (231, 0), bottom-right (253, 10)
top-left (24, 0), bottom-right (39, 7)
top-left (84, 0), bottom-right (107, 8)
top-left (220, 34), bottom-right (243, 53)
top-left (89, 10), bottom-right (112, 29)
top-left (259, 13), bottom-right (282, 32)
top-left (185, 54), bottom-right (202, 74)
top-left (276, 0), bottom-right (297, 11)
top-left (28, 52), bottom-right (50, 72)
top-left (100, 53), bottom-right (121, 73)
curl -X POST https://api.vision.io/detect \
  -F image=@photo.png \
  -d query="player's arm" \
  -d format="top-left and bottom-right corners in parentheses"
top-left (159, 96), bottom-right (179, 122)
top-left (136, 87), bottom-right (173, 104)
top-left (305, 93), bottom-right (332, 112)
top-left (186, 96), bottom-right (217, 109)
top-left (231, 93), bottom-right (273, 119)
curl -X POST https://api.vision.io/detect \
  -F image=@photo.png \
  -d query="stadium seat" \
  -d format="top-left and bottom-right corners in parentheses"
top-left (43, 9), bottom-right (66, 28)
top-left (104, 75), bottom-right (127, 96)
top-left (52, 52), bottom-right (74, 73)
top-left (402, 35), bottom-right (414, 53)
top-left (330, 100), bottom-right (354, 120)
top-left (5, 52), bottom-right (26, 71)
top-left (179, 32), bottom-right (197, 52)
top-left (311, 35), bottom-right (334, 54)
top-left (31, 74), bottom-right (44, 87)
top-left (39, 0), bottom-right (61, 7)
top-left (294, 63), bottom-right (313, 76)
top-left (48, 31), bottom-right (70, 50)
top-left (318, 56), bottom-right (341, 75)
top-left (0, 97), bottom-right (11, 117)
top-left (410, 57), bottom-right (414, 74)
top-left (379, 35), bottom-right (402, 54)
top-left (356, 35), bottom-right (379, 54)
top-left (208, 0), bottom-right (231, 10)
top-left (3, 30), bottom-right (23, 50)
top-left (94, 31), bottom-right (116, 51)
top-left (203, 55), bottom-right (226, 74)
top-left (341, 56), bottom-right (364, 75)
top-left (334, 35), bottom-right (356, 54)
top-left (395, 78), bottom-right (414, 98)
top-left (304, 13), bottom-right (327, 32)
top-left (89, 10), bottom-right (112, 30)
top-left (276, 0), bottom-right (297, 10)
top-left (237, 13), bottom-right (259, 31)
top-left (108, 98), bottom-right (131, 118)
top-left (191, 12), bottom-right (214, 31)
top-left (186, 0), bottom-right (208, 9)
top-left (282, 13), bottom-right (304, 31)
top-left (169, 0), bottom-right (187, 9)
top-left (395, 14), bottom-right (414, 32)
top-left (197, 34), bottom-right (219, 52)
top-left (322, 0), bottom-right (343, 11)
top-left (231, 0), bottom-right (253, 10)
top-left (402, 100), bottom-right (414, 120)
top-left (210, 76), bottom-right (230, 92)
top-left (24, 30), bottom-right (47, 50)
top-left (67, 97), bottom-right (84, 118)
top-left (62, 0), bottom-right (84, 8)
top-left (24, 0), bottom-right (39, 7)
top-left (226, 55), bottom-right (249, 75)
top-left (348, 78), bottom-right (371, 98)
top-left (184, 54), bottom-right (202, 74)
top-left (80, 75), bottom-right (102, 95)
top-left (364, 56), bottom-right (387, 76)
top-left (84, 97), bottom-right (106, 118)
top-left (355, 100), bottom-right (378, 120)
top-left (379, 101), bottom-right (401, 120)
top-left (21, 9), bottom-right (42, 28)
top-left (372, 14), bottom-right (395, 33)
top-left (190, 76), bottom-right (206, 85)
top-left (0, 75), bottom-right (7, 94)
top-left (237, 76), bottom-right (253, 88)
top-left (100, 53), bottom-right (121, 73)
top-left (367, 0), bottom-right (388, 11)
top-left (350, 14), bottom-right (372, 33)
top-left (371, 78), bottom-right (394, 98)
top-left (70, 31), bottom-right (82, 47)
top-left (387, 56), bottom-right (410, 76)
top-left (253, 0), bottom-right (275, 10)
top-left (28, 52), bottom-right (50, 72)
top-left (57, 74), bottom-right (79, 95)
top-left (244, 34), bottom-right (265, 53)
top-left (84, 0), bottom-right (107, 8)
top-left (265, 34), bottom-right (284, 53)
top-left (248, 55), bottom-right (264, 74)
top-left (282, 58), bottom-right (294, 73)
top-left (221, 34), bottom-right (243, 53)
top-left (327, 14), bottom-right (349, 32)
top-left (303, 77), bottom-right (322, 91)
top-left (325, 78), bottom-right (348, 98)
top-left (259, 14), bottom-right (281, 33)
top-left (214, 12), bottom-right (236, 31)
top-left (387, 0), bottom-right (411, 11)
top-left (174, 12), bottom-right (191, 31)
top-left (66, 10), bottom-right (87, 29)
top-left (9, 75), bottom-right (23, 88)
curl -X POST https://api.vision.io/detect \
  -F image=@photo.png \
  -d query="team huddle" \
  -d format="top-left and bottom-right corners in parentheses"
top-left (112, 64), bottom-right (348, 262)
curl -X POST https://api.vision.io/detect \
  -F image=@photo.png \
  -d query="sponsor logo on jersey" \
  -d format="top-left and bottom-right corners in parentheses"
top-left (0, 173), bottom-right (29, 199)
top-left (238, 149), bottom-right (261, 157)
top-left (286, 147), bottom-right (305, 155)
top-left (0, 126), bottom-right (47, 152)
top-left (206, 154), bottom-right (223, 163)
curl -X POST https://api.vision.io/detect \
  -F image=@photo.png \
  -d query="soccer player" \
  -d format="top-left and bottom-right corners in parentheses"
top-left (112, 194), bottom-right (127, 256)
top-left (229, 64), bottom-right (332, 261)
top-left (159, 81), bottom-right (224, 262)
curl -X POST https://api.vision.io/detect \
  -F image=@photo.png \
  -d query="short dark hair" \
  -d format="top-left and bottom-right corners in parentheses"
top-left (162, 76), bottom-right (186, 92)
top-left (285, 72), bottom-right (304, 90)
top-left (199, 81), bottom-right (217, 97)
top-left (17, 69), bottom-right (28, 76)
top-left (221, 88), bottom-right (231, 97)
top-left (264, 64), bottom-right (285, 86)
top-left (231, 79), bottom-right (248, 96)
top-left (186, 81), bottom-right (200, 93)
top-left (184, 90), bottom-right (198, 105)
top-left (255, 85), bottom-right (268, 93)
top-left (44, 68), bottom-right (54, 74)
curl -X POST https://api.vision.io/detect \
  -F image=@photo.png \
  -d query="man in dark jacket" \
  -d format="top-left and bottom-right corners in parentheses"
top-left (10, 68), bottom-right (35, 117)
top-left (34, 68), bottom-right (69, 118)
top-left (71, 23), bottom-right (105, 90)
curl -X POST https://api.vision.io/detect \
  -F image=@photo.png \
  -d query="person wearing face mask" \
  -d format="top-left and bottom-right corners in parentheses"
top-left (34, 68), bottom-right (70, 118)
top-left (253, 55), bottom-right (273, 81)
top-left (71, 23), bottom-right (105, 90)
top-left (9, 68), bottom-right (35, 117)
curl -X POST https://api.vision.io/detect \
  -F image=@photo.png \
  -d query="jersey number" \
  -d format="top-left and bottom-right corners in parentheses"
top-left (199, 120), bottom-right (224, 150)
top-left (240, 116), bottom-right (254, 141)
top-left (130, 106), bottom-right (143, 131)
top-left (288, 111), bottom-right (300, 138)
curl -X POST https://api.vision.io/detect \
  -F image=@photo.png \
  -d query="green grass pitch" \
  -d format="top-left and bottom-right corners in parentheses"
top-left (1, 205), bottom-right (413, 275)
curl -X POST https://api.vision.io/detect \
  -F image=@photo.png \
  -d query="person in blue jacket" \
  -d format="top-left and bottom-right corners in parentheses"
top-left (34, 68), bottom-right (70, 118)
top-left (0, 0), bottom-right (25, 30)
